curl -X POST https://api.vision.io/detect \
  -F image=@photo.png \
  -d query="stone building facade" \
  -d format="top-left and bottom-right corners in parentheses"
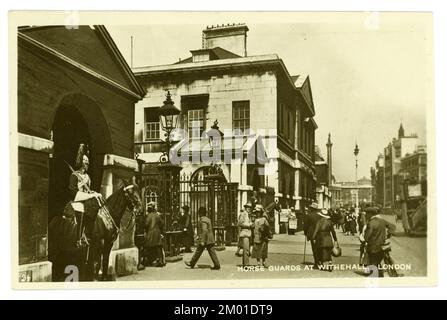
top-left (133, 24), bottom-right (317, 214)
top-left (332, 177), bottom-right (373, 208)
top-left (400, 145), bottom-right (427, 185)
top-left (371, 153), bottom-right (385, 207)
top-left (382, 124), bottom-right (418, 209)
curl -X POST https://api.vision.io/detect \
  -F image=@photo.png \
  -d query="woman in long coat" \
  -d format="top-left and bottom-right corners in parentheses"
top-left (312, 209), bottom-right (338, 271)
top-left (251, 205), bottom-right (271, 267)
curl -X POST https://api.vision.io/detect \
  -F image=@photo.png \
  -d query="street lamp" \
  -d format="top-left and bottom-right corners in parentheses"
top-left (158, 91), bottom-right (181, 162)
top-left (205, 119), bottom-right (225, 180)
top-left (354, 143), bottom-right (360, 209)
top-left (156, 90), bottom-right (182, 262)
top-left (208, 119), bottom-right (224, 152)
top-left (205, 119), bottom-right (226, 250)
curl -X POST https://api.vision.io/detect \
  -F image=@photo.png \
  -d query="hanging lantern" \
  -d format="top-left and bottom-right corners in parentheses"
top-left (158, 91), bottom-right (180, 132)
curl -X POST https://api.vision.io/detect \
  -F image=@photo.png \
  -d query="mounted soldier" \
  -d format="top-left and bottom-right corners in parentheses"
top-left (68, 144), bottom-right (104, 215)
top-left (49, 144), bottom-right (142, 281)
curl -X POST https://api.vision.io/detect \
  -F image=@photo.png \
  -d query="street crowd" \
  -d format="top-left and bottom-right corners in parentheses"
top-left (134, 200), bottom-right (398, 277)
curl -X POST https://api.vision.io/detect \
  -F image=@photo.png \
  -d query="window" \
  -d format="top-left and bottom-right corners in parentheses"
top-left (232, 101), bottom-right (250, 134)
top-left (181, 95), bottom-right (209, 139)
top-left (281, 103), bottom-right (287, 137)
top-left (144, 107), bottom-right (160, 141)
top-left (187, 108), bottom-right (204, 139)
top-left (288, 109), bottom-right (294, 144)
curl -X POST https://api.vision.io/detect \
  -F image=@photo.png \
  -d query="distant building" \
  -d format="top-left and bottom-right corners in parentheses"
top-left (371, 153), bottom-right (384, 206)
top-left (400, 145), bottom-right (427, 185)
top-left (383, 124), bottom-right (419, 208)
top-left (332, 177), bottom-right (373, 208)
top-left (330, 182), bottom-right (342, 208)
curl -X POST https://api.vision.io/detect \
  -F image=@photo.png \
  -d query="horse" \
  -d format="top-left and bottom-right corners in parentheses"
top-left (49, 180), bottom-right (142, 281)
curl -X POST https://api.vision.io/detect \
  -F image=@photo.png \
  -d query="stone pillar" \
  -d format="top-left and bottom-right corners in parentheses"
top-left (101, 154), bottom-right (139, 277)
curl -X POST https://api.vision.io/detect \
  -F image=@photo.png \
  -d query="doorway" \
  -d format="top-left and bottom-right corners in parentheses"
top-left (48, 104), bottom-right (92, 222)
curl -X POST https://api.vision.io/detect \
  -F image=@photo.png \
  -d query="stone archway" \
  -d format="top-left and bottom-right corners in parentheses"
top-left (48, 93), bottom-right (112, 221)
top-left (190, 165), bottom-right (228, 183)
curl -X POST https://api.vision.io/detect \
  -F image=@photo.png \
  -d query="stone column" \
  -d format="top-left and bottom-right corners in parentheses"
top-left (101, 154), bottom-right (139, 277)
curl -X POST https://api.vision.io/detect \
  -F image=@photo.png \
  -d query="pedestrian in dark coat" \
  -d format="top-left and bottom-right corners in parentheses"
top-left (184, 207), bottom-right (220, 270)
top-left (303, 202), bottom-right (322, 267)
top-left (338, 210), bottom-right (346, 232)
top-left (144, 202), bottom-right (165, 267)
top-left (311, 209), bottom-right (338, 270)
top-left (350, 214), bottom-right (358, 235)
top-left (179, 205), bottom-right (194, 253)
top-left (364, 207), bottom-right (396, 277)
top-left (358, 211), bottom-right (367, 235)
top-left (345, 210), bottom-right (357, 235)
top-left (252, 205), bottom-right (271, 267)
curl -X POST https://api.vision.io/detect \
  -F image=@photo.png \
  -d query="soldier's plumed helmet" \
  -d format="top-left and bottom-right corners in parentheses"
top-left (74, 143), bottom-right (89, 169)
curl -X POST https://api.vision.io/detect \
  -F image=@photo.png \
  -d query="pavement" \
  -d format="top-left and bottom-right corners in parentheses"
top-left (118, 216), bottom-right (427, 282)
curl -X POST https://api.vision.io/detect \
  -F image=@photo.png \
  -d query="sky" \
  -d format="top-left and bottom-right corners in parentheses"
top-left (107, 12), bottom-right (431, 181)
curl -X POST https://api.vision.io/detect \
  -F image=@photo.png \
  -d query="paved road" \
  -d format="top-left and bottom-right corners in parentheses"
top-left (118, 217), bottom-right (426, 282)
top-left (380, 215), bottom-right (427, 277)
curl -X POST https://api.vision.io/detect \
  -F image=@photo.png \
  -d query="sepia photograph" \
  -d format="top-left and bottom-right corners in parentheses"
top-left (10, 11), bottom-right (435, 288)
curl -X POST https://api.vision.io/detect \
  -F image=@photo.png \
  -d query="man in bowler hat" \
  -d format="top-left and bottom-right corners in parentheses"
top-left (184, 207), bottom-right (221, 270)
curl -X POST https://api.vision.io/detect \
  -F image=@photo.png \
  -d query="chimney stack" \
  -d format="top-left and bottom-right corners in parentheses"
top-left (202, 23), bottom-right (249, 57)
top-left (326, 133), bottom-right (333, 187)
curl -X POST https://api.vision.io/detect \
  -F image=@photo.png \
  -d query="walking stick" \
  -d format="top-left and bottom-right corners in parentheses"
top-left (302, 235), bottom-right (307, 264)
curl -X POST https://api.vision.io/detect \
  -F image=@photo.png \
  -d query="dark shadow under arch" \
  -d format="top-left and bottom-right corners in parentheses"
top-left (48, 93), bottom-right (113, 221)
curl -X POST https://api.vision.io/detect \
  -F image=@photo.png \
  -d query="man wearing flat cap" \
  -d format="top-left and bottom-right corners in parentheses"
top-left (303, 202), bottom-right (322, 268)
top-left (179, 204), bottom-right (194, 253)
top-left (184, 207), bottom-right (221, 270)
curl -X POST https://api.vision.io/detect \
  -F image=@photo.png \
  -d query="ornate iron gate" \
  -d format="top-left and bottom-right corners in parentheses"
top-left (179, 172), bottom-right (239, 246)
top-left (140, 167), bottom-right (239, 247)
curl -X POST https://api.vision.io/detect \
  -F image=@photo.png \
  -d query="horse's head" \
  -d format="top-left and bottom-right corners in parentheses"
top-left (122, 179), bottom-right (143, 217)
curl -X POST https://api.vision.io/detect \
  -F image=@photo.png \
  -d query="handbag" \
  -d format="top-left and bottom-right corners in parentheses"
top-left (332, 241), bottom-right (342, 257)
